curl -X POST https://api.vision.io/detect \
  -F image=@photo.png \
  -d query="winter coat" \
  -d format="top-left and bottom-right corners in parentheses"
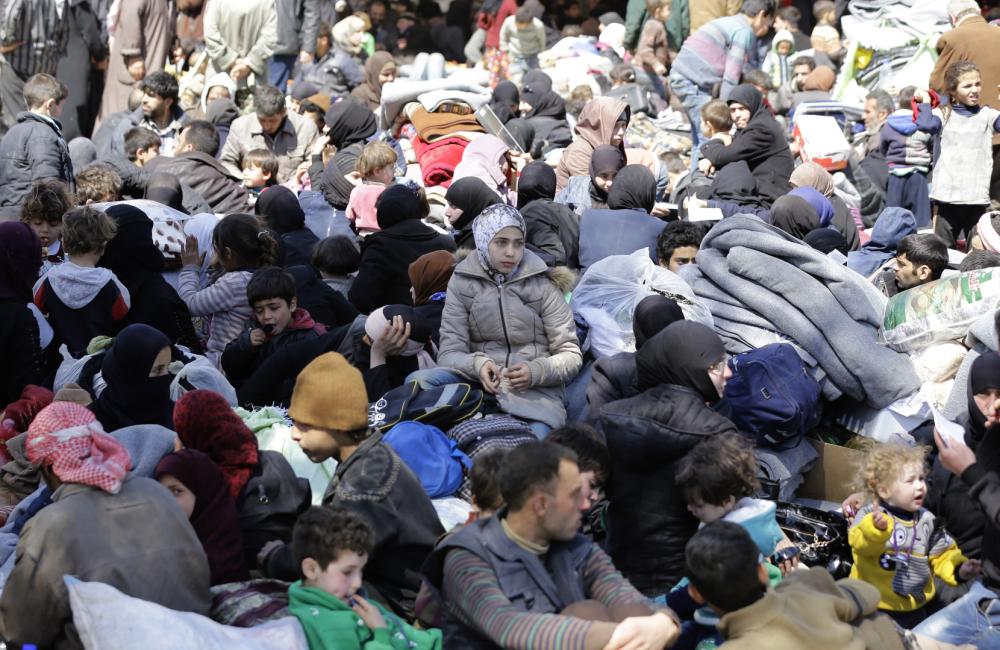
top-left (287, 264), bottom-right (360, 329)
top-left (204, 0), bottom-right (277, 78)
top-left (145, 151), bottom-right (250, 214)
top-left (521, 198), bottom-right (580, 268)
top-left (277, 228), bottom-right (320, 268)
top-left (578, 207), bottom-right (666, 268)
top-left (298, 48), bottom-right (366, 98)
top-left (236, 450), bottom-right (311, 570)
top-left (556, 96), bottom-right (629, 191)
top-left (586, 351), bottom-right (638, 420)
top-left (220, 110), bottom-right (318, 184)
top-left (348, 219), bottom-right (457, 315)
top-left (0, 479), bottom-right (211, 650)
top-left (221, 308), bottom-right (323, 388)
top-left (177, 267), bottom-right (254, 367)
top-left (0, 301), bottom-right (44, 407)
top-left (437, 250), bottom-right (582, 428)
top-left (599, 383), bottom-right (739, 593)
top-left (879, 106), bottom-right (940, 174)
top-left (636, 18), bottom-right (668, 74)
top-left (274, 0), bottom-right (320, 56)
top-left (846, 207), bottom-right (917, 278)
top-left (0, 112), bottom-right (74, 206)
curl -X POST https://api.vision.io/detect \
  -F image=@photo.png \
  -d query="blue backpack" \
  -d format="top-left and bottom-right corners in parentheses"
top-left (383, 421), bottom-right (473, 499)
top-left (721, 343), bottom-right (821, 448)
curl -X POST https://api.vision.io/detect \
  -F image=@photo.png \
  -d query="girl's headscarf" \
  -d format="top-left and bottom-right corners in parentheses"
top-left (473, 203), bottom-right (526, 284)
top-left (632, 295), bottom-right (685, 349)
top-left (968, 351), bottom-right (1000, 446)
top-left (452, 135), bottom-right (511, 193)
top-left (88, 324), bottom-right (174, 432)
top-left (517, 161), bottom-right (557, 207)
top-left (0, 222), bottom-right (42, 302)
top-left (255, 186), bottom-right (306, 234)
top-left (26, 402), bottom-right (131, 494)
top-left (574, 97), bottom-right (630, 149)
top-left (445, 177), bottom-right (501, 231)
top-left (408, 250), bottom-right (455, 305)
top-left (589, 144), bottom-right (626, 205)
top-left (789, 187), bottom-right (835, 227)
top-left (332, 15), bottom-right (366, 54)
top-left (490, 81), bottom-right (520, 123)
top-left (789, 161), bottom-right (835, 198)
top-left (324, 98), bottom-right (377, 150)
top-left (155, 448), bottom-right (249, 585)
top-left (636, 321), bottom-right (726, 401)
top-left (607, 164), bottom-right (656, 213)
top-left (172, 389), bottom-right (259, 498)
top-left (770, 195), bottom-right (821, 240)
top-left (365, 305), bottom-right (436, 369)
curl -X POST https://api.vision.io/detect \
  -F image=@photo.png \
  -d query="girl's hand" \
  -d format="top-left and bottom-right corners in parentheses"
top-left (841, 492), bottom-right (864, 523)
top-left (180, 234), bottom-right (204, 267)
top-left (959, 558), bottom-right (982, 581)
top-left (505, 363), bottom-right (532, 391)
top-left (479, 361), bottom-right (502, 394)
top-left (350, 595), bottom-right (387, 629)
top-left (871, 503), bottom-right (889, 531)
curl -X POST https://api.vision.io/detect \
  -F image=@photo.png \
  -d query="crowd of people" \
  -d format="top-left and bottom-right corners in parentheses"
top-left (2, 0), bottom-right (1000, 647)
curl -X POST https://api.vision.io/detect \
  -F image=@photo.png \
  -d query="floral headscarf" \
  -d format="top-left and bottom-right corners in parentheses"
top-left (473, 204), bottom-right (526, 284)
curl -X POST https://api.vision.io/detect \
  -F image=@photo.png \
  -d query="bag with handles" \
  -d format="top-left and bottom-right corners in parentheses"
top-left (383, 421), bottom-right (473, 498)
top-left (721, 343), bottom-right (821, 448)
top-left (368, 381), bottom-right (483, 433)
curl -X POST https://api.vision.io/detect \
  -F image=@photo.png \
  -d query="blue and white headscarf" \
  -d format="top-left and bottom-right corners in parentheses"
top-left (473, 204), bottom-right (526, 285)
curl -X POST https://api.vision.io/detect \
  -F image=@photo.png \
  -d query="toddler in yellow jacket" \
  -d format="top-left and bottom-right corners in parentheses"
top-left (848, 443), bottom-right (980, 627)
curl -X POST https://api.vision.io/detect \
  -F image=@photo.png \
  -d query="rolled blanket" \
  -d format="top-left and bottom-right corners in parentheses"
top-left (411, 136), bottom-right (469, 188)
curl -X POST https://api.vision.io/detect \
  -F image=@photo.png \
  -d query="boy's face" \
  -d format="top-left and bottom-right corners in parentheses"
top-left (792, 64), bottom-right (811, 88)
top-left (686, 494), bottom-right (736, 523)
top-left (207, 84), bottom-right (231, 103)
top-left (666, 245), bottom-right (699, 273)
top-left (894, 253), bottom-right (930, 290)
top-left (878, 462), bottom-right (926, 512)
top-left (137, 144), bottom-right (160, 167)
top-left (28, 217), bottom-right (62, 250)
top-left (254, 297), bottom-right (296, 335)
top-left (291, 421), bottom-right (341, 463)
top-left (302, 550), bottom-right (367, 600)
top-left (243, 164), bottom-right (271, 188)
top-left (777, 41), bottom-right (792, 56)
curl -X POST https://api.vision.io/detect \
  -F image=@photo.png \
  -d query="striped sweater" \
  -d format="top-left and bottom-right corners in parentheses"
top-left (441, 544), bottom-right (650, 649)
top-left (0, 0), bottom-right (69, 79)
top-left (671, 13), bottom-right (756, 101)
top-left (177, 265), bottom-right (253, 367)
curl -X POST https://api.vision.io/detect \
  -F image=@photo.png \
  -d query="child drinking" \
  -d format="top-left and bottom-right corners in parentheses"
top-left (930, 61), bottom-right (1000, 246)
top-left (849, 443), bottom-right (980, 628)
top-left (178, 213), bottom-right (277, 367)
top-left (346, 142), bottom-right (397, 238)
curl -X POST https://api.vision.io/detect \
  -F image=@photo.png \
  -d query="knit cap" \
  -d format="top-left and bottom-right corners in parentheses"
top-left (289, 353), bottom-right (368, 431)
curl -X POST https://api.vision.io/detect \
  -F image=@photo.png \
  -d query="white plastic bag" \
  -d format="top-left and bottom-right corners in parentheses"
top-left (572, 249), bottom-right (713, 358)
top-left (67, 577), bottom-right (309, 650)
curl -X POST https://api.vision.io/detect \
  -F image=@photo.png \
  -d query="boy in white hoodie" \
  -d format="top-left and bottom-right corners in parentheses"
top-left (763, 30), bottom-right (796, 88)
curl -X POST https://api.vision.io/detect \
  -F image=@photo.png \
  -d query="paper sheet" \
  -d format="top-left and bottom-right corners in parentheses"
top-left (930, 405), bottom-right (966, 447)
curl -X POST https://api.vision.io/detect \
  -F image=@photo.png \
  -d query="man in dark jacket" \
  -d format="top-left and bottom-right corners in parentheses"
top-left (0, 73), bottom-right (75, 207)
top-left (260, 352), bottom-right (444, 619)
top-left (145, 119), bottom-right (250, 213)
top-left (271, 0), bottom-right (320, 89)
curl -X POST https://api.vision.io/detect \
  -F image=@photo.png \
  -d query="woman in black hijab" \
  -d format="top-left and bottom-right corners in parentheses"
top-left (255, 186), bottom-right (319, 267)
top-left (521, 70), bottom-right (572, 153)
top-left (556, 144), bottom-right (625, 216)
top-left (770, 194), bottom-right (821, 241)
top-left (445, 177), bottom-right (501, 249)
top-left (607, 164), bottom-right (657, 214)
top-left (489, 81), bottom-right (520, 123)
top-left (99, 205), bottom-right (202, 352)
top-left (316, 98), bottom-right (378, 210)
top-left (599, 320), bottom-right (739, 593)
top-left (578, 165), bottom-right (665, 268)
top-left (518, 161), bottom-right (581, 268)
top-left (700, 84), bottom-right (794, 205)
top-left (88, 324), bottom-right (176, 431)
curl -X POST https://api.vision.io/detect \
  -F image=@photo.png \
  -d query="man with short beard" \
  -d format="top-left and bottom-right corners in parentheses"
top-left (137, 71), bottom-right (190, 157)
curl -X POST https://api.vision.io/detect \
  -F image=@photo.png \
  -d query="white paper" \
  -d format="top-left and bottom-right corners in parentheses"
top-left (931, 405), bottom-right (966, 447)
top-left (687, 207), bottom-right (724, 222)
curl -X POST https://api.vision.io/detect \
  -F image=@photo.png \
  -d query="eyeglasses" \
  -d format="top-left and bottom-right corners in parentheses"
top-left (707, 356), bottom-right (730, 376)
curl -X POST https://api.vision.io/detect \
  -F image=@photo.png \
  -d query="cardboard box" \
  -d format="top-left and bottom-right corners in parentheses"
top-left (798, 440), bottom-right (864, 503)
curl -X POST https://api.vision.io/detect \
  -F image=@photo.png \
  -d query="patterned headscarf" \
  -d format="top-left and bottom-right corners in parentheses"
top-left (472, 204), bottom-right (526, 284)
top-left (26, 402), bottom-right (132, 494)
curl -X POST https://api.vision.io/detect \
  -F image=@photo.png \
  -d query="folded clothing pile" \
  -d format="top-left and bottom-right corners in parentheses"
top-left (406, 96), bottom-right (487, 187)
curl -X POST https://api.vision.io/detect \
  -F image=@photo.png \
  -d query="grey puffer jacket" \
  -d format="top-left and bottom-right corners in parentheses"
top-left (438, 250), bottom-right (582, 428)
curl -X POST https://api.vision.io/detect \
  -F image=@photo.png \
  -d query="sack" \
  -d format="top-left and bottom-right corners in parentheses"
top-left (722, 343), bottom-right (821, 448)
top-left (368, 381), bottom-right (483, 432)
top-left (774, 502), bottom-right (852, 579)
top-left (383, 421), bottom-right (472, 498)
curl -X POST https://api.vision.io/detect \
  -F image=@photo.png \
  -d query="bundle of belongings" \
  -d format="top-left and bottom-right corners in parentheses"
top-left (680, 215), bottom-right (920, 408)
top-left (404, 91), bottom-right (490, 188)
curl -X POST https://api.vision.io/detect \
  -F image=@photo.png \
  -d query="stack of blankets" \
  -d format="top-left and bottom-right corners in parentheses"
top-left (680, 215), bottom-right (920, 408)
top-left (406, 91), bottom-right (489, 188)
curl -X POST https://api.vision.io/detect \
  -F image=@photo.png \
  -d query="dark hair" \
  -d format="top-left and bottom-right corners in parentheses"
top-left (62, 206), bottom-right (117, 255)
top-left (686, 521), bottom-right (764, 613)
top-left (470, 449), bottom-right (508, 512)
top-left (514, 5), bottom-right (533, 23)
top-left (244, 148), bottom-right (280, 181)
top-left (124, 127), bottom-right (162, 162)
top-left (777, 5), bottom-right (801, 27)
top-left (292, 506), bottom-right (375, 571)
top-left (960, 249), bottom-right (1000, 272)
top-left (609, 63), bottom-right (636, 85)
top-left (316, 21), bottom-right (332, 41)
top-left (545, 425), bottom-right (610, 485)
top-left (656, 221), bottom-right (704, 266)
top-left (180, 120), bottom-right (221, 155)
top-left (897, 86), bottom-right (917, 110)
top-left (897, 233), bottom-right (948, 280)
top-left (254, 86), bottom-right (287, 117)
top-left (312, 235), bottom-right (361, 276)
top-left (743, 68), bottom-right (773, 92)
top-left (701, 99), bottom-right (733, 133)
top-left (75, 163), bottom-right (123, 204)
top-left (498, 442), bottom-right (578, 512)
top-left (247, 266), bottom-right (297, 306)
top-left (944, 61), bottom-right (980, 103)
top-left (20, 179), bottom-right (74, 226)
top-left (141, 70), bottom-right (180, 103)
top-left (742, 0), bottom-right (776, 18)
top-left (812, 0), bottom-right (835, 20)
top-left (866, 89), bottom-right (895, 117)
top-left (675, 433), bottom-right (760, 506)
top-left (792, 55), bottom-right (816, 71)
top-left (212, 213), bottom-right (278, 268)
top-left (299, 100), bottom-right (326, 126)
top-left (23, 73), bottom-right (68, 109)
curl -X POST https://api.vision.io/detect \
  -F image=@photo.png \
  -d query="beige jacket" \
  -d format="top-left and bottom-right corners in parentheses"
top-left (219, 109), bottom-right (319, 184)
top-left (690, 0), bottom-right (744, 33)
top-left (0, 479), bottom-right (211, 649)
top-left (437, 250), bottom-right (582, 428)
top-left (204, 0), bottom-right (278, 77)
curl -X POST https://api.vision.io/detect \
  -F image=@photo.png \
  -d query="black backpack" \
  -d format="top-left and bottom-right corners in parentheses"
top-left (367, 381), bottom-right (484, 433)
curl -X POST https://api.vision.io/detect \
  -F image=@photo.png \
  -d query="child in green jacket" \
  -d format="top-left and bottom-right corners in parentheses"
top-left (288, 506), bottom-right (443, 650)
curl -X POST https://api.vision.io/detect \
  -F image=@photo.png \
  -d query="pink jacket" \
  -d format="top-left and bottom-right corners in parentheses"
top-left (346, 182), bottom-right (387, 235)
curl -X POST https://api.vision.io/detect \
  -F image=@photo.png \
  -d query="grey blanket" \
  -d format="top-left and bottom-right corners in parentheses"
top-left (688, 215), bottom-right (920, 408)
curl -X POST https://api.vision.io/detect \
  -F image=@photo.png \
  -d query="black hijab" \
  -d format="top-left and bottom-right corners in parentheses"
top-left (968, 351), bottom-right (1000, 446)
top-left (607, 165), bottom-right (656, 213)
top-left (146, 173), bottom-right (185, 213)
top-left (490, 81), bottom-right (520, 123)
top-left (446, 177), bottom-right (501, 231)
top-left (804, 228), bottom-right (849, 255)
top-left (726, 84), bottom-right (766, 122)
top-left (522, 70), bottom-right (566, 120)
top-left (376, 183), bottom-right (422, 229)
top-left (325, 98), bottom-right (378, 149)
top-left (708, 160), bottom-right (764, 209)
top-left (506, 118), bottom-right (535, 153)
top-left (89, 324), bottom-right (174, 432)
top-left (589, 144), bottom-right (626, 205)
top-left (517, 161), bottom-right (556, 207)
top-left (633, 295), bottom-right (685, 349)
top-left (100, 205), bottom-right (166, 290)
top-left (636, 320), bottom-right (726, 400)
top-left (770, 195), bottom-right (820, 240)
top-left (255, 186), bottom-right (306, 234)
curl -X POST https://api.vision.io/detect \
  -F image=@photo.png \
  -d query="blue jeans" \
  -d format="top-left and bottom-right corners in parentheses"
top-left (269, 54), bottom-right (296, 90)
top-left (914, 580), bottom-right (1000, 648)
top-left (668, 71), bottom-right (711, 170)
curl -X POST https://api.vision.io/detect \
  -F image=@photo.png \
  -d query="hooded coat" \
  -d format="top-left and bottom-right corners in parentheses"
top-left (578, 165), bottom-right (666, 268)
top-left (846, 207), bottom-right (917, 278)
top-left (700, 84), bottom-right (794, 205)
top-left (599, 321), bottom-right (738, 593)
top-left (350, 52), bottom-right (396, 111)
top-left (555, 96), bottom-right (630, 191)
top-left (452, 135), bottom-right (513, 201)
top-left (518, 162), bottom-right (581, 268)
